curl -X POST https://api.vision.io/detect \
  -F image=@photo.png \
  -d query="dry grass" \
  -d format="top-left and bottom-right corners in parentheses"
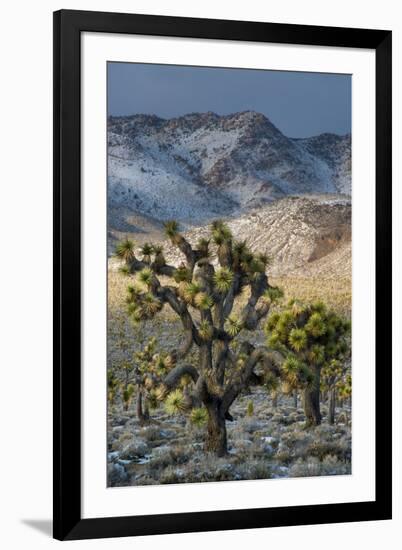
top-left (271, 276), bottom-right (351, 317)
top-left (109, 267), bottom-right (351, 318)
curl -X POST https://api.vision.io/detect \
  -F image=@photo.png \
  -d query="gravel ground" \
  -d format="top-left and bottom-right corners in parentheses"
top-left (107, 389), bottom-right (351, 487)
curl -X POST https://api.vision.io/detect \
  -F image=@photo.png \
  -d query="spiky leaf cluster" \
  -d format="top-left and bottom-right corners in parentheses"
top-left (138, 267), bottom-right (153, 287)
top-left (164, 220), bottom-right (179, 238)
top-left (262, 286), bottom-right (284, 304)
top-left (194, 291), bottom-right (214, 310)
top-left (211, 220), bottom-right (232, 245)
top-left (190, 407), bottom-right (208, 427)
top-left (174, 264), bottom-right (192, 283)
top-left (135, 339), bottom-right (175, 380)
top-left (196, 238), bottom-right (210, 259)
top-left (179, 281), bottom-right (201, 304)
top-left (213, 267), bottom-right (234, 293)
top-left (126, 277), bottom-right (163, 322)
top-left (122, 383), bottom-right (135, 406)
top-left (224, 314), bottom-right (242, 337)
top-left (164, 389), bottom-right (187, 415)
top-left (119, 264), bottom-right (131, 276)
top-left (114, 239), bottom-right (135, 263)
top-left (198, 320), bottom-right (214, 341)
top-left (265, 300), bottom-right (351, 389)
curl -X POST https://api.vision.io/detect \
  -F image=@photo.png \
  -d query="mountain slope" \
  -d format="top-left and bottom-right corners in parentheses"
top-left (109, 196), bottom-right (351, 279)
top-left (108, 111), bottom-right (351, 226)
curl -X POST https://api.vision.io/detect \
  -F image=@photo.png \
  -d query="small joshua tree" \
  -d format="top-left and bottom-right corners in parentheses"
top-left (132, 337), bottom-right (177, 422)
top-left (120, 361), bottom-right (134, 411)
top-left (337, 372), bottom-right (352, 408)
top-left (107, 369), bottom-right (120, 411)
top-left (321, 360), bottom-right (351, 424)
top-left (264, 300), bottom-right (351, 427)
top-left (115, 222), bottom-right (303, 456)
top-left (264, 371), bottom-right (280, 409)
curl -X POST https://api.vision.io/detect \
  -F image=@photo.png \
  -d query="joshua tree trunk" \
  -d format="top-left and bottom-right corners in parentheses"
top-left (272, 391), bottom-right (278, 409)
top-left (205, 402), bottom-right (227, 456)
top-left (293, 391), bottom-right (298, 409)
top-left (136, 388), bottom-right (149, 423)
top-left (144, 398), bottom-right (150, 419)
top-left (302, 365), bottom-right (321, 426)
top-left (328, 387), bottom-right (336, 425)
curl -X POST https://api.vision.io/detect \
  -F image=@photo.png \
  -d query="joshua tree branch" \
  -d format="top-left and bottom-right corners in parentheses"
top-left (163, 364), bottom-right (200, 390)
top-left (170, 234), bottom-right (206, 276)
top-left (171, 329), bottom-right (194, 362)
top-left (221, 345), bottom-right (283, 412)
top-left (158, 286), bottom-right (202, 346)
top-left (222, 272), bottom-right (242, 319)
top-left (193, 375), bottom-right (211, 403)
top-left (214, 341), bottom-right (230, 384)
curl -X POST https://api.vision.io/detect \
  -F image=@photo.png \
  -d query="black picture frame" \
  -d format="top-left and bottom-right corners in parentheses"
top-left (53, 9), bottom-right (392, 541)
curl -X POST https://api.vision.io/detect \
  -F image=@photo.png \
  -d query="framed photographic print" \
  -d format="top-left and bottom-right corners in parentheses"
top-left (53, 9), bottom-right (392, 541)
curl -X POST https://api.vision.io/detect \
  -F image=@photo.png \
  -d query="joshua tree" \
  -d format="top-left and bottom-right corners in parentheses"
top-left (264, 371), bottom-right (280, 409)
top-left (115, 222), bottom-right (306, 456)
top-left (132, 337), bottom-right (176, 423)
top-left (321, 360), bottom-right (351, 424)
top-left (264, 300), bottom-right (351, 427)
top-left (321, 360), bottom-right (352, 424)
top-left (337, 372), bottom-right (352, 409)
top-left (107, 369), bottom-right (120, 411)
top-left (115, 360), bottom-right (133, 412)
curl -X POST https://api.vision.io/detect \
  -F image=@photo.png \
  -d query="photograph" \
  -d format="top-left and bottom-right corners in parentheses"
top-left (106, 62), bottom-right (352, 487)
top-left (0, 1), bottom-right (396, 546)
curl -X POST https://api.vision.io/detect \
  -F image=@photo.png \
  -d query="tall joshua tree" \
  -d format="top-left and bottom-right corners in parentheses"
top-left (115, 222), bottom-right (307, 456)
top-left (264, 300), bottom-right (351, 427)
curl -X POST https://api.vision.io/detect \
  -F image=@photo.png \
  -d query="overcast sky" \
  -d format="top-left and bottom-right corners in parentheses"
top-left (108, 62), bottom-right (351, 138)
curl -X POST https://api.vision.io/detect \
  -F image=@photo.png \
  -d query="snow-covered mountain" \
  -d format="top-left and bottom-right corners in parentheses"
top-left (108, 111), bottom-right (351, 225)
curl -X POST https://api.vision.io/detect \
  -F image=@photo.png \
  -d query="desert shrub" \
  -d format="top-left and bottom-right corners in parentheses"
top-left (240, 418), bottom-right (262, 434)
top-left (289, 457), bottom-right (323, 477)
top-left (159, 465), bottom-right (185, 484)
top-left (306, 439), bottom-right (349, 462)
top-left (289, 455), bottom-right (351, 477)
top-left (235, 459), bottom-right (272, 480)
top-left (140, 425), bottom-right (163, 442)
top-left (275, 449), bottom-right (292, 465)
top-left (120, 440), bottom-right (148, 460)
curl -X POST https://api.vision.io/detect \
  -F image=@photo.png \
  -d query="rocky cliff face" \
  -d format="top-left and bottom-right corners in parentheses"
top-left (108, 111), bottom-right (351, 225)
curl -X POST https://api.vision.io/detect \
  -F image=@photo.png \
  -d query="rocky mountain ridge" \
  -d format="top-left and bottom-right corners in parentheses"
top-left (108, 111), bottom-right (351, 226)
